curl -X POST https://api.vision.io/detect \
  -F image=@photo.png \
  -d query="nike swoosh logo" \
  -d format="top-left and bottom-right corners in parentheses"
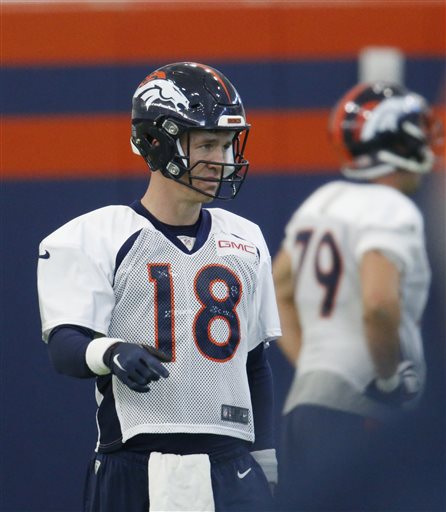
top-left (237, 468), bottom-right (252, 479)
top-left (39, 250), bottom-right (50, 259)
top-left (113, 354), bottom-right (126, 372)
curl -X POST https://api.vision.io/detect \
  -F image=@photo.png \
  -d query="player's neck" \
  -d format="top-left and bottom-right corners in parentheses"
top-left (373, 170), bottom-right (421, 196)
top-left (141, 180), bottom-right (202, 226)
top-left (374, 173), bottom-right (399, 189)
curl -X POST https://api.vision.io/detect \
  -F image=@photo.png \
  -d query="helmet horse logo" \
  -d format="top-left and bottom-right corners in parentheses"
top-left (134, 79), bottom-right (190, 113)
top-left (361, 95), bottom-right (426, 142)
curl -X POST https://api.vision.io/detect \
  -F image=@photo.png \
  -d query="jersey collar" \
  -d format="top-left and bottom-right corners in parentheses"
top-left (130, 200), bottom-right (212, 254)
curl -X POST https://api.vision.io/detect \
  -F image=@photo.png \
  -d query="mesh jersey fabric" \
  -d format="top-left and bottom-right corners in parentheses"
top-left (38, 204), bottom-right (281, 448)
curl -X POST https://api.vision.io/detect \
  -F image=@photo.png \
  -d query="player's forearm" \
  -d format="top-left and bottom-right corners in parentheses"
top-left (363, 304), bottom-right (400, 379)
top-left (360, 250), bottom-right (402, 380)
top-left (247, 343), bottom-right (274, 451)
top-left (247, 343), bottom-right (277, 485)
top-left (272, 247), bottom-right (300, 366)
top-left (48, 325), bottom-right (96, 378)
top-left (276, 299), bottom-right (301, 366)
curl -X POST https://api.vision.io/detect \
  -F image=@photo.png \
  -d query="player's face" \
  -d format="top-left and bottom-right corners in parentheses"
top-left (180, 130), bottom-right (235, 202)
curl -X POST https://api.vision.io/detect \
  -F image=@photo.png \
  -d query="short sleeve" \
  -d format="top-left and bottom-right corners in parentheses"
top-left (37, 206), bottom-right (147, 342)
top-left (38, 242), bottom-right (115, 341)
top-left (354, 193), bottom-right (425, 274)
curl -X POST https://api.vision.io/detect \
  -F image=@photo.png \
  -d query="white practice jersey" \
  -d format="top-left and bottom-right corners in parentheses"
top-left (282, 181), bottom-right (430, 417)
top-left (38, 204), bottom-right (281, 447)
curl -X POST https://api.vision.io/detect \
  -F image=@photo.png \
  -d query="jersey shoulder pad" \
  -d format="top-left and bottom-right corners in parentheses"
top-left (41, 205), bottom-right (147, 248)
top-left (207, 207), bottom-right (264, 240)
top-left (354, 184), bottom-right (423, 232)
top-left (206, 208), bottom-right (270, 261)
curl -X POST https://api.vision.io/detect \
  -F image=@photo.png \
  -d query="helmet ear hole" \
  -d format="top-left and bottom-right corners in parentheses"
top-left (132, 122), bottom-right (178, 173)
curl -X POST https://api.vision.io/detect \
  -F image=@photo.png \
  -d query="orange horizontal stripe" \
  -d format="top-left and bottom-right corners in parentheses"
top-left (1, 112), bottom-right (339, 179)
top-left (2, 3), bottom-right (445, 65)
top-left (2, 108), bottom-right (444, 180)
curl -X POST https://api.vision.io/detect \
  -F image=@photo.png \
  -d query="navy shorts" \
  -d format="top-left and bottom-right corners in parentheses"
top-left (276, 404), bottom-right (383, 511)
top-left (83, 447), bottom-right (273, 512)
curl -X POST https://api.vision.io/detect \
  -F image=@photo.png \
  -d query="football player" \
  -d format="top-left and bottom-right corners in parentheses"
top-left (37, 62), bottom-right (281, 512)
top-left (273, 82), bottom-right (440, 510)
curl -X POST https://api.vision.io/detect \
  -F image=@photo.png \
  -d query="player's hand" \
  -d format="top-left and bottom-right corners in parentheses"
top-left (103, 342), bottom-right (170, 392)
top-left (365, 361), bottom-right (421, 406)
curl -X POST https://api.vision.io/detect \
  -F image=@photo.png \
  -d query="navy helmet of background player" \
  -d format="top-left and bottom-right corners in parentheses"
top-left (329, 81), bottom-right (437, 180)
top-left (37, 62), bottom-right (281, 512)
top-left (130, 62), bottom-right (250, 200)
top-left (274, 81), bottom-right (440, 510)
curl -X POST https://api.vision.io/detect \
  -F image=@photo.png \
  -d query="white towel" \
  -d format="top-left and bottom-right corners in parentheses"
top-left (148, 452), bottom-right (215, 512)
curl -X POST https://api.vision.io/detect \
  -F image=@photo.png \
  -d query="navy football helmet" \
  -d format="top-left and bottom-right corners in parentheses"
top-left (329, 81), bottom-right (438, 179)
top-left (131, 62), bottom-right (250, 200)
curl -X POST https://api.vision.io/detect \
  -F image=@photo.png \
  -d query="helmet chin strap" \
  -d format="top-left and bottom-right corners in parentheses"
top-left (342, 148), bottom-right (434, 180)
top-left (378, 149), bottom-right (434, 174)
top-left (342, 164), bottom-right (395, 180)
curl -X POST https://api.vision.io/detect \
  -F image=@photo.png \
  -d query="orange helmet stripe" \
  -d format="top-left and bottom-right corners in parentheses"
top-left (194, 63), bottom-right (232, 101)
top-left (329, 82), bottom-right (370, 149)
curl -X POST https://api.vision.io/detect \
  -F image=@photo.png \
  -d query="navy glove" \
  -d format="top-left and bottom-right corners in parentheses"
top-left (103, 342), bottom-right (170, 393)
top-left (365, 361), bottom-right (421, 407)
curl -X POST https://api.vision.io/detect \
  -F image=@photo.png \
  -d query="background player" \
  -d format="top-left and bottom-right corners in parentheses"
top-left (273, 81), bottom-right (440, 510)
top-left (37, 62), bottom-right (281, 512)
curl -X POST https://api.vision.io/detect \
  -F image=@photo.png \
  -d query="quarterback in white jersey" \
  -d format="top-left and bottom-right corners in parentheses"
top-left (37, 63), bottom-right (281, 512)
top-left (274, 82), bottom-right (439, 511)
top-left (39, 204), bottom-right (278, 443)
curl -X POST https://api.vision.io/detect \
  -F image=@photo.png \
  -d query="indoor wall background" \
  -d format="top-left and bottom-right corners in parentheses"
top-left (1, 2), bottom-right (445, 510)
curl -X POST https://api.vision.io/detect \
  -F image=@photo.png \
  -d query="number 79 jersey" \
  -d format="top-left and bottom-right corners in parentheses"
top-left (283, 181), bottom-right (430, 392)
top-left (38, 204), bottom-right (281, 448)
